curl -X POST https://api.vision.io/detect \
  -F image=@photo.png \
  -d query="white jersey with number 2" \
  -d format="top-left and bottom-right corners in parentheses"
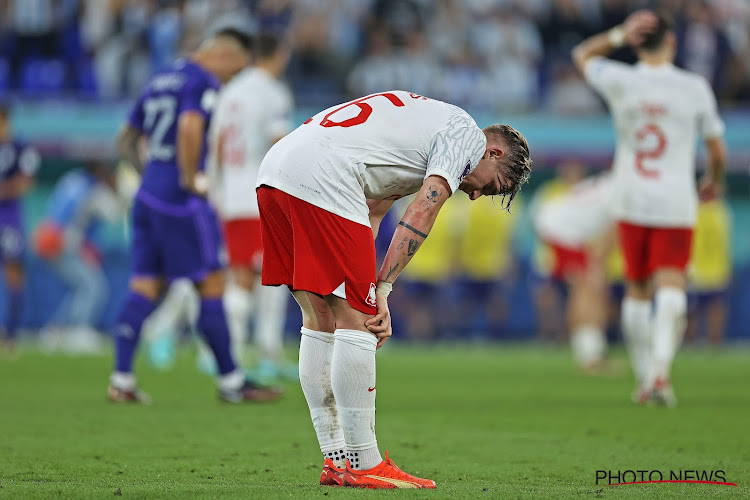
top-left (584, 58), bottom-right (724, 227)
top-left (256, 90), bottom-right (487, 227)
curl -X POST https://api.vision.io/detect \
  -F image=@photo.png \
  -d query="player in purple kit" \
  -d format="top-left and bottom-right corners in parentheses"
top-left (108, 29), bottom-right (279, 403)
top-left (0, 104), bottom-right (40, 350)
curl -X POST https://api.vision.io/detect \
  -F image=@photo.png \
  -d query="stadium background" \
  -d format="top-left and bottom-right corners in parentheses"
top-left (1, 0), bottom-right (749, 342)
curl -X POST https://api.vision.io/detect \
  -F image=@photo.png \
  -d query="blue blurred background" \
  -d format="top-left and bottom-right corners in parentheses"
top-left (1, 0), bottom-right (748, 342)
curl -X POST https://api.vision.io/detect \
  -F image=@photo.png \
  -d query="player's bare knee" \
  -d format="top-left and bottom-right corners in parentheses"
top-left (293, 290), bottom-right (335, 332)
top-left (130, 277), bottom-right (163, 301)
top-left (626, 280), bottom-right (651, 301)
top-left (198, 270), bottom-right (226, 298)
top-left (654, 269), bottom-right (686, 291)
top-left (231, 266), bottom-right (258, 291)
top-left (324, 295), bottom-right (374, 335)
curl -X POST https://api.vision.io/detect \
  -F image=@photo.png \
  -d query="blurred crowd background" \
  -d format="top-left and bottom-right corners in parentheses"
top-left (1, 0), bottom-right (749, 348)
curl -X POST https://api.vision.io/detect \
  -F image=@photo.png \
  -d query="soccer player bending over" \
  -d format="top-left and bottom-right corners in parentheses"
top-left (108, 29), bottom-right (279, 404)
top-left (256, 91), bottom-right (531, 488)
top-left (573, 11), bottom-right (726, 406)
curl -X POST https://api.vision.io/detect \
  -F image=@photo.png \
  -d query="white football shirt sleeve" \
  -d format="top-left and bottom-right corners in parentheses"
top-left (583, 56), bottom-right (632, 101)
top-left (426, 111), bottom-right (487, 195)
top-left (696, 79), bottom-right (725, 139)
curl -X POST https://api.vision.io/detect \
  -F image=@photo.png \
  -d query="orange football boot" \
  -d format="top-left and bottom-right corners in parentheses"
top-left (320, 458), bottom-right (345, 486)
top-left (343, 451), bottom-right (436, 489)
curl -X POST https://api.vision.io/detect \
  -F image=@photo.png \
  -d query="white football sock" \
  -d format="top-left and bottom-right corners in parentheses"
top-left (331, 329), bottom-right (381, 470)
top-left (110, 371), bottom-right (136, 391)
top-left (649, 287), bottom-right (687, 385)
top-left (224, 282), bottom-right (255, 364)
top-left (299, 327), bottom-right (346, 467)
top-left (571, 325), bottom-right (606, 369)
top-left (255, 285), bottom-right (288, 362)
top-left (621, 297), bottom-right (652, 385)
top-left (218, 369), bottom-right (245, 391)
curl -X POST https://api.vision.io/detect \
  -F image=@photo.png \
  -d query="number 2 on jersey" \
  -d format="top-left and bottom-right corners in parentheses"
top-left (634, 123), bottom-right (667, 178)
top-left (143, 96), bottom-right (177, 161)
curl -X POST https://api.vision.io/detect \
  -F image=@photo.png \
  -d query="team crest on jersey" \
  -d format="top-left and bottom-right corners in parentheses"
top-left (365, 283), bottom-right (377, 307)
top-left (459, 160), bottom-right (471, 181)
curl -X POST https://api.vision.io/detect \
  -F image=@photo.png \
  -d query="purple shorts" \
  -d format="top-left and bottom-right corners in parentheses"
top-left (131, 191), bottom-right (225, 282)
top-left (0, 203), bottom-right (24, 262)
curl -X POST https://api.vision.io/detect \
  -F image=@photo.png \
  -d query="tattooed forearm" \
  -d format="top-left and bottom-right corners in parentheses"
top-left (425, 185), bottom-right (443, 203)
top-left (396, 237), bottom-right (408, 250)
top-left (398, 221), bottom-right (428, 239)
top-left (407, 239), bottom-right (419, 256)
top-left (385, 263), bottom-right (400, 281)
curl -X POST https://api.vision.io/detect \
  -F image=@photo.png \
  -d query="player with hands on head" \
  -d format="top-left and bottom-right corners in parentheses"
top-left (573, 10), bottom-right (727, 406)
top-left (256, 91), bottom-right (531, 488)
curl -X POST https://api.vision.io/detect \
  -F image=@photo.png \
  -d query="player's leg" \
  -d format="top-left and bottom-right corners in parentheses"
top-left (292, 289), bottom-right (347, 484)
top-left (109, 198), bottom-right (162, 403)
top-left (143, 278), bottom-right (197, 370)
top-left (617, 222), bottom-right (653, 398)
top-left (648, 268), bottom-right (686, 406)
top-left (2, 259), bottom-right (24, 347)
top-left (325, 293), bottom-right (435, 488)
top-left (187, 203), bottom-right (279, 402)
top-left (224, 265), bottom-right (257, 364)
top-left (645, 227), bottom-right (692, 406)
top-left (568, 266), bottom-right (608, 372)
top-left (255, 282), bottom-right (295, 380)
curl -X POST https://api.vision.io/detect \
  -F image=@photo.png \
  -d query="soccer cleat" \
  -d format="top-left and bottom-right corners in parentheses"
top-left (649, 377), bottom-right (677, 407)
top-left (343, 451), bottom-right (436, 489)
top-left (106, 385), bottom-right (152, 405)
top-left (632, 385), bottom-right (650, 405)
top-left (320, 458), bottom-right (345, 486)
top-left (218, 379), bottom-right (282, 403)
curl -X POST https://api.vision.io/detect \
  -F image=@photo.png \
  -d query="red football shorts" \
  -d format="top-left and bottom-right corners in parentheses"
top-left (257, 185), bottom-right (377, 315)
top-left (223, 218), bottom-right (263, 269)
top-left (618, 221), bottom-right (694, 281)
top-left (546, 241), bottom-right (589, 281)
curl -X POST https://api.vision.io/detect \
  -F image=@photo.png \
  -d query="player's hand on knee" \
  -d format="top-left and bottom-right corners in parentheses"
top-left (365, 293), bottom-right (392, 348)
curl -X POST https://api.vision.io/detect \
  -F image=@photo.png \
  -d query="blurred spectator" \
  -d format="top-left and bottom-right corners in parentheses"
top-left (686, 195), bottom-right (732, 345)
top-left (0, 104), bottom-right (40, 348)
top-left (33, 162), bottom-right (123, 353)
top-left (676, 0), bottom-right (732, 93)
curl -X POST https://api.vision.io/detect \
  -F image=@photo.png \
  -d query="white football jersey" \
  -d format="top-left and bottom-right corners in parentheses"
top-left (584, 58), bottom-right (724, 227)
top-left (534, 173), bottom-right (614, 248)
top-left (209, 67), bottom-right (293, 219)
top-left (256, 91), bottom-right (487, 227)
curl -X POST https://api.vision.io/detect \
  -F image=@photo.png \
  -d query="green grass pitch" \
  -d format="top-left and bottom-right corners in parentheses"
top-left (1, 345), bottom-right (748, 499)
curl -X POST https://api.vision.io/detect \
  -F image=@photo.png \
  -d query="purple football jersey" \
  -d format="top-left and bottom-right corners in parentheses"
top-left (127, 58), bottom-right (219, 204)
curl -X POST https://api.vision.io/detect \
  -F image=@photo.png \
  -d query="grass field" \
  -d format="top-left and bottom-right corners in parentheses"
top-left (1, 344), bottom-right (749, 499)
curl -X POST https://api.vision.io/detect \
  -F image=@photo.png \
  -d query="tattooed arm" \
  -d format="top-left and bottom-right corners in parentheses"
top-left (365, 176), bottom-right (451, 344)
top-left (366, 199), bottom-right (395, 239)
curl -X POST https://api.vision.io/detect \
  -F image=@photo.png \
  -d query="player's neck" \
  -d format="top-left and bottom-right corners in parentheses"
top-left (256, 59), bottom-right (282, 79)
top-left (637, 51), bottom-right (672, 67)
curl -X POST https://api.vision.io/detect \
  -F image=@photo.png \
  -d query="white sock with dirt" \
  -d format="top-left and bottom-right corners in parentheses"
top-left (649, 287), bottom-right (687, 385)
top-left (224, 282), bottom-right (255, 364)
top-left (299, 327), bottom-right (346, 468)
top-left (621, 297), bottom-right (652, 386)
top-left (331, 328), bottom-right (381, 470)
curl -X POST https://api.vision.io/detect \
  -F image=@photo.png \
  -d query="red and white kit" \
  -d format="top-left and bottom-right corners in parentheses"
top-left (209, 66), bottom-right (293, 267)
top-left (256, 91), bottom-right (487, 313)
top-left (584, 58), bottom-right (724, 280)
top-left (534, 173), bottom-right (614, 279)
